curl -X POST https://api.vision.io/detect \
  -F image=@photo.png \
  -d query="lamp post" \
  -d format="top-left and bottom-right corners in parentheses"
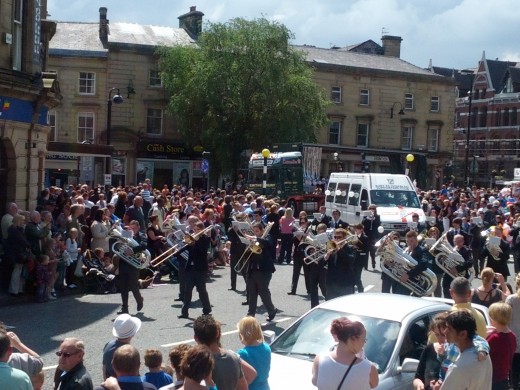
top-left (333, 152), bottom-right (339, 171)
top-left (405, 153), bottom-right (414, 176)
top-left (106, 88), bottom-right (123, 192)
top-left (390, 102), bottom-right (405, 118)
top-left (472, 155), bottom-right (479, 186)
top-left (463, 89), bottom-right (473, 187)
top-left (261, 148), bottom-right (270, 195)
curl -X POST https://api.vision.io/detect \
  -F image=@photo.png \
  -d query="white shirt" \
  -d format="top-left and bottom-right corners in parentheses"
top-left (441, 346), bottom-right (492, 389)
top-left (317, 353), bottom-right (372, 390)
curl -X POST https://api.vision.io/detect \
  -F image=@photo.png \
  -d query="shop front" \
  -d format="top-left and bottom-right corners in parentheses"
top-left (135, 141), bottom-right (206, 189)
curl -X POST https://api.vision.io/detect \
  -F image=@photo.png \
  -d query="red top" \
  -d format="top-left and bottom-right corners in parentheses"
top-left (487, 330), bottom-right (517, 383)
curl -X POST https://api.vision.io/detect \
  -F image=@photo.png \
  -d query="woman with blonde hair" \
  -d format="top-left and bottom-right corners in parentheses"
top-left (505, 273), bottom-right (520, 390)
top-left (472, 267), bottom-right (508, 308)
top-left (236, 316), bottom-right (271, 390)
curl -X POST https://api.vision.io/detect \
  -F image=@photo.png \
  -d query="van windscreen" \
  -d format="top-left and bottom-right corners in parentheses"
top-left (370, 190), bottom-right (420, 208)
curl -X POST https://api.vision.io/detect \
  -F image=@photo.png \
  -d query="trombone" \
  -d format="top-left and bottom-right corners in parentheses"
top-left (234, 222), bottom-right (273, 273)
top-left (150, 225), bottom-right (213, 268)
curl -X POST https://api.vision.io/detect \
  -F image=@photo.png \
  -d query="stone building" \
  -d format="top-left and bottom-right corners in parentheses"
top-left (46, 6), bottom-right (206, 189)
top-left (298, 36), bottom-right (456, 189)
top-left (0, 0), bottom-right (60, 212)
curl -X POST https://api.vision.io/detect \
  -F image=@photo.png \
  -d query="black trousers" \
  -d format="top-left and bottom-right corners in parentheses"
top-left (177, 256), bottom-right (187, 300)
top-left (381, 272), bottom-right (393, 293)
top-left (118, 262), bottom-right (142, 310)
top-left (442, 273), bottom-right (454, 298)
top-left (229, 252), bottom-right (247, 290)
top-left (247, 270), bottom-right (276, 316)
top-left (511, 352), bottom-right (520, 390)
top-left (309, 264), bottom-right (326, 308)
top-left (326, 280), bottom-right (354, 300)
top-left (181, 270), bottom-right (211, 316)
top-left (290, 252), bottom-right (310, 294)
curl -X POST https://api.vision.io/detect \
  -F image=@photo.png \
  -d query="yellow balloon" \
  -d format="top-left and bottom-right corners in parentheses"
top-left (406, 154), bottom-right (414, 162)
top-left (261, 148), bottom-right (270, 158)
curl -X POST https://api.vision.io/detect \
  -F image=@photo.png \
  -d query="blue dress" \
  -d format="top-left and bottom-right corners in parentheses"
top-left (237, 342), bottom-right (271, 390)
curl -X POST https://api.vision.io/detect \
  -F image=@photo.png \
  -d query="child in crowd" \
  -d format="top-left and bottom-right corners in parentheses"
top-left (31, 370), bottom-right (45, 390)
top-left (53, 233), bottom-right (68, 292)
top-left (142, 348), bottom-right (173, 389)
top-left (165, 344), bottom-right (193, 389)
top-left (42, 237), bottom-right (59, 300)
top-left (222, 241), bottom-right (231, 265)
top-left (487, 302), bottom-right (517, 390)
top-left (35, 255), bottom-right (51, 303)
top-left (65, 227), bottom-right (79, 289)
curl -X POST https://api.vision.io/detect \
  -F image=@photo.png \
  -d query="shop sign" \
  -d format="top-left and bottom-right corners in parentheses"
top-left (46, 154), bottom-right (79, 160)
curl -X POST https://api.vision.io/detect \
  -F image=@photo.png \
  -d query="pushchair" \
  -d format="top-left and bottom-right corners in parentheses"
top-left (82, 250), bottom-right (117, 294)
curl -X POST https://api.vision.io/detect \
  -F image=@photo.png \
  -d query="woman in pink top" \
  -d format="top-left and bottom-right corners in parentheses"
top-left (278, 208), bottom-right (295, 264)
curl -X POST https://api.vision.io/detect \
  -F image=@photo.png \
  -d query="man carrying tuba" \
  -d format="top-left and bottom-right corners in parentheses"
top-left (441, 234), bottom-right (473, 298)
top-left (393, 230), bottom-right (429, 296)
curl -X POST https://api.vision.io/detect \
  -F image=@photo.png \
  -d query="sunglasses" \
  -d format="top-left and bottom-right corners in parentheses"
top-left (55, 351), bottom-right (80, 358)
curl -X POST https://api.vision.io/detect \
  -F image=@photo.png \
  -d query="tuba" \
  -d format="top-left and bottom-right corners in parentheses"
top-left (110, 228), bottom-right (151, 269)
top-left (429, 232), bottom-right (474, 281)
top-left (376, 234), bottom-right (437, 296)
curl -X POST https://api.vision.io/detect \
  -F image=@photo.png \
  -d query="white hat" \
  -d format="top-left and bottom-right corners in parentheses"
top-left (112, 314), bottom-right (142, 339)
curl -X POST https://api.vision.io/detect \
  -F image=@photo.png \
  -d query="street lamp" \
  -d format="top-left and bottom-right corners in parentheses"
top-left (472, 155), bottom-right (479, 186)
top-left (390, 102), bottom-right (405, 119)
top-left (333, 152), bottom-right (338, 171)
top-left (405, 153), bottom-right (414, 176)
top-left (106, 88), bottom-right (124, 191)
top-left (261, 148), bottom-right (270, 195)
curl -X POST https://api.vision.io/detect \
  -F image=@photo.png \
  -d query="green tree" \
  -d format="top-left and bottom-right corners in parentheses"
top-left (158, 17), bottom-right (330, 179)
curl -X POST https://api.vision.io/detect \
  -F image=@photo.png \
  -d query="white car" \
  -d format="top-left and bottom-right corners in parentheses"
top-left (267, 293), bottom-right (453, 389)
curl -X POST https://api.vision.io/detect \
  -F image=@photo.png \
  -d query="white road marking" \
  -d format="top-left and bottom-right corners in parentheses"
top-left (43, 364), bottom-right (58, 371)
top-left (161, 317), bottom-right (293, 348)
top-left (364, 285), bottom-right (374, 292)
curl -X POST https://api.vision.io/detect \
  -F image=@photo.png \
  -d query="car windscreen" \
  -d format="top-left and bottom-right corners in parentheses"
top-left (270, 308), bottom-right (400, 373)
top-left (370, 190), bottom-right (420, 208)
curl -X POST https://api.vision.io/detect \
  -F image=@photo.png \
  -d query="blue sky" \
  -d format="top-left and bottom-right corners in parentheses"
top-left (47, 0), bottom-right (520, 69)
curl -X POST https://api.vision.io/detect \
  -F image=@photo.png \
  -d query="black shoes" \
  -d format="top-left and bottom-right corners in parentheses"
top-left (241, 301), bottom-right (249, 306)
top-left (266, 309), bottom-right (278, 322)
top-left (287, 291), bottom-right (296, 295)
top-left (178, 313), bottom-right (189, 319)
top-left (228, 287), bottom-right (236, 291)
top-left (117, 308), bottom-right (129, 315)
top-left (174, 297), bottom-right (183, 302)
top-left (137, 298), bottom-right (144, 311)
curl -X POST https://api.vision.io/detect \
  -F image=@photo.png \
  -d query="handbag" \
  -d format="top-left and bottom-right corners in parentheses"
top-left (337, 357), bottom-right (358, 390)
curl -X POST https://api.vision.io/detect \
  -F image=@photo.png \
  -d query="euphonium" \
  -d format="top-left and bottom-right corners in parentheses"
top-left (376, 234), bottom-right (437, 296)
top-left (111, 231), bottom-right (151, 270)
top-left (429, 232), bottom-right (474, 281)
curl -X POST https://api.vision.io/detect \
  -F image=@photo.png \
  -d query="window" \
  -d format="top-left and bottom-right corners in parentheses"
top-left (430, 96), bottom-right (440, 112)
top-left (146, 108), bottom-right (163, 135)
top-left (357, 123), bottom-right (369, 147)
top-left (480, 108), bottom-right (487, 127)
top-left (401, 127), bottom-right (413, 150)
top-left (503, 109), bottom-right (510, 126)
top-left (428, 128), bottom-right (439, 152)
top-left (360, 89), bottom-right (370, 105)
top-left (512, 108), bottom-right (518, 126)
top-left (77, 113), bottom-right (94, 143)
top-left (404, 93), bottom-right (414, 110)
top-left (329, 121), bottom-right (341, 145)
top-left (149, 70), bottom-right (162, 87)
top-left (331, 86), bottom-right (342, 103)
top-left (47, 111), bottom-right (57, 142)
top-left (78, 72), bottom-right (95, 95)
top-left (12, 0), bottom-right (23, 70)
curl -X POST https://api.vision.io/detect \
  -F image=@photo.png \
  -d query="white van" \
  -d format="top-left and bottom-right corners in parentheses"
top-left (324, 173), bottom-right (425, 233)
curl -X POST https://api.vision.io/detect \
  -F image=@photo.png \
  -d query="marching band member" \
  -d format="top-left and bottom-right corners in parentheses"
top-left (227, 214), bottom-right (248, 294)
top-left (117, 220), bottom-right (146, 314)
top-left (381, 231), bottom-right (400, 293)
top-left (174, 216), bottom-right (198, 303)
top-left (324, 228), bottom-right (355, 300)
top-left (447, 217), bottom-right (471, 246)
top-left (469, 213), bottom-right (486, 276)
top-left (442, 234), bottom-right (473, 298)
top-left (288, 217), bottom-right (310, 296)
top-left (245, 222), bottom-right (278, 322)
top-left (422, 227), bottom-right (443, 297)
top-left (393, 230), bottom-right (428, 296)
top-left (328, 209), bottom-right (349, 230)
top-left (362, 204), bottom-right (381, 269)
top-left (178, 221), bottom-right (212, 319)
top-left (310, 206), bottom-right (331, 234)
top-left (353, 224), bottom-right (369, 293)
top-left (308, 223), bottom-right (328, 308)
top-left (481, 225), bottom-right (510, 282)
top-left (278, 208), bottom-right (295, 264)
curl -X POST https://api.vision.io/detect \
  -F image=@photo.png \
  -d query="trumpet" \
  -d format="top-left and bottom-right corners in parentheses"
top-left (234, 222), bottom-right (273, 273)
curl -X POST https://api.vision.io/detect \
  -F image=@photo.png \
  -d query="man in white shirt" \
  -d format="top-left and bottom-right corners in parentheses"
top-left (431, 310), bottom-right (492, 390)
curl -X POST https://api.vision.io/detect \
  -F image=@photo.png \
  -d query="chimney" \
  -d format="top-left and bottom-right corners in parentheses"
top-left (381, 35), bottom-right (402, 58)
top-left (178, 6), bottom-right (204, 40)
top-left (99, 7), bottom-right (109, 46)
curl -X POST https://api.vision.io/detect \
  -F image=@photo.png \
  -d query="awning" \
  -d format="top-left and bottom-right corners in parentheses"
top-left (47, 142), bottom-right (113, 157)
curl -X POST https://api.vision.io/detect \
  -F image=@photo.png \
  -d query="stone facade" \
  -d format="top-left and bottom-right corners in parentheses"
top-left (0, 0), bottom-right (59, 212)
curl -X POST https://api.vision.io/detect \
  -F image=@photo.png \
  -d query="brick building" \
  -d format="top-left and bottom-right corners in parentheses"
top-left (0, 0), bottom-right (60, 212)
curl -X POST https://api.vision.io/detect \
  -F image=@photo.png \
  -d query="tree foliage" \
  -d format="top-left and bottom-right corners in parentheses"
top-left (158, 17), bottom-right (330, 177)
